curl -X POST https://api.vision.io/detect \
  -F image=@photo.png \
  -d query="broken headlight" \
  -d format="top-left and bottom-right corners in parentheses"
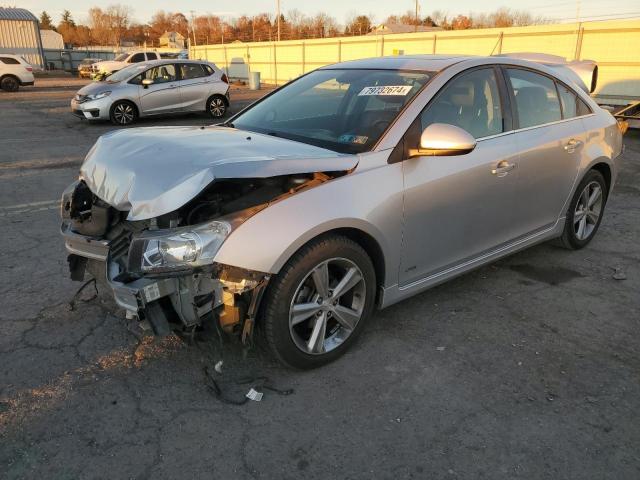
top-left (128, 221), bottom-right (231, 274)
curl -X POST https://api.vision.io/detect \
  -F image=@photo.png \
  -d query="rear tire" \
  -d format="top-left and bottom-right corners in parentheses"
top-left (262, 235), bottom-right (376, 369)
top-left (558, 169), bottom-right (608, 249)
top-left (110, 100), bottom-right (138, 126)
top-left (206, 94), bottom-right (227, 118)
top-left (1, 76), bottom-right (19, 92)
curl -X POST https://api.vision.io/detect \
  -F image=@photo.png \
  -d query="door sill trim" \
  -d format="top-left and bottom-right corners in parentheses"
top-left (398, 223), bottom-right (558, 292)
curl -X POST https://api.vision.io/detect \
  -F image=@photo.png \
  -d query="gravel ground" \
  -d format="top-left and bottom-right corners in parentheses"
top-left (0, 78), bottom-right (639, 480)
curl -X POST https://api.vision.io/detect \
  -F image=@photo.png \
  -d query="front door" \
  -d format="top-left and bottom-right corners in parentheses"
top-left (400, 67), bottom-right (520, 287)
top-left (139, 64), bottom-right (181, 115)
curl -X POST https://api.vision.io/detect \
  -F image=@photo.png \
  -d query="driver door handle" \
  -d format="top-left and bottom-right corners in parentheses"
top-left (491, 160), bottom-right (516, 177)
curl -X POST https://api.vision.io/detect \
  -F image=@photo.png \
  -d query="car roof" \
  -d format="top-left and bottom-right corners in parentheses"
top-left (320, 55), bottom-right (471, 72)
top-left (128, 58), bottom-right (209, 68)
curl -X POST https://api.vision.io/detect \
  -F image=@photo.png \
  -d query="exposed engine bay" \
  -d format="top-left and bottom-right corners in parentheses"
top-left (61, 171), bottom-right (337, 342)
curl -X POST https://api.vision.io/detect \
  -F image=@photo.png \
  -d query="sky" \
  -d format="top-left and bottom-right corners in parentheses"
top-left (17, 0), bottom-right (640, 26)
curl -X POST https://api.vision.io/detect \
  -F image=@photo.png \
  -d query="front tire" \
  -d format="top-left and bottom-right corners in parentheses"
top-left (1, 76), bottom-right (19, 92)
top-left (262, 235), bottom-right (376, 369)
top-left (559, 169), bottom-right (608, 249)
top-left (206, 94), bottom-right (227, 118)
top-left (110, 100), bottom-right (137, 126)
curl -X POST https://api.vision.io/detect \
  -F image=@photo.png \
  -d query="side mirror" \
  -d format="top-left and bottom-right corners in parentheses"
top-left (141, 78), bottom-right (154, 88)
top-left (408, 123), bottom-right (477, 157)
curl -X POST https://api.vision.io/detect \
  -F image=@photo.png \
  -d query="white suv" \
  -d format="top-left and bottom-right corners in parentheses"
top-left (92, 51), bottom-right (160, 78)
top-left (0, 54), bottom-right (34, 91)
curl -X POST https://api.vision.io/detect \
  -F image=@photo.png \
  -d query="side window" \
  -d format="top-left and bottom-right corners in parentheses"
top-left (129, 53), bottom-right (146, 63)
top-left (0, 56), bottom-right (20, 64)
top-left (420, 68), bottom-right (504, 139)
top-left (507, 69), bottom-right (561, 128)
top-left (180, 63), bottom-right (207, 80)
top-left (203, 64), bottom-right (214, 76)
top-left (557, 83), bottom-right (578, 119)
top-left (146, 52), bottom-right (159, 61)
top-left (577, 97), bottom-right (592, 116)
top-left (146, 64), bottom-right (177, 84)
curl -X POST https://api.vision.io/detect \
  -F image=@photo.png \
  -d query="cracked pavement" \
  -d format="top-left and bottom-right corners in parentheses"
top-left (1, 78), bottom-right (639, 479)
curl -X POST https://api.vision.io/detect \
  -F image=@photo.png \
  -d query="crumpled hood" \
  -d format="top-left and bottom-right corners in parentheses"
top-left (80, 126), bottom-right (357, 221)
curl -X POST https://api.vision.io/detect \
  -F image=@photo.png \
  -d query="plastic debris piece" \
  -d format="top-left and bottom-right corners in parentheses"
top-left (436, 346), bottom-right (446, 351)
top-left (214, 360), bottom-right (223, 374)
top-left (246, 388), bottom-right (263, 402)
top-left (612, 268), bottom-right (627, 280)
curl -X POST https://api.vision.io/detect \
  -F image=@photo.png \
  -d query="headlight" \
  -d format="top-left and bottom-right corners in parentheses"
top-left (128, 221), bottom-right (231, 274)
top-left (87, 91), bottom-right (111, 100)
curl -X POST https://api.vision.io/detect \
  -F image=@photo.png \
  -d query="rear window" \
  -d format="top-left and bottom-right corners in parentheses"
top-left (507, 68), bottom-right (562, 128)
top-left (180, 63), bottom-right (207, 80)
top-left (0, 56), bottom-right (20, 65)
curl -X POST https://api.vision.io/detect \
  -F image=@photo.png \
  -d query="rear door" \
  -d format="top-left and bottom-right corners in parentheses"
top-left (504, 67), bottom-right (586, 236)
top-left (135, 64), bottom-right (181, 115)
top-left (177, 63), bottom-right (212, 111)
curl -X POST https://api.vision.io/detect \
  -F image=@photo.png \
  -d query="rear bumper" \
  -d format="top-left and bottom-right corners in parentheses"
top-left (21, 80), bottom-right (34, 86)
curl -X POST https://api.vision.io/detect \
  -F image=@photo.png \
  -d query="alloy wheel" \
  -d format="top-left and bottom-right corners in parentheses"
top-left (289, 257), bottom-right (366, 355)
top-left (113, 103), bottom-right (135, 125)
top-left (574, 180), bottom-right (603, 240)
top-left (209, 97), bottom-right (226, 117)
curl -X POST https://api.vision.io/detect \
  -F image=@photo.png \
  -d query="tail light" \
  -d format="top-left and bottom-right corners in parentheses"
top-left (25, 66), bottom-right (33, 72)
top-left (221, 73), bottom-right (229, 84)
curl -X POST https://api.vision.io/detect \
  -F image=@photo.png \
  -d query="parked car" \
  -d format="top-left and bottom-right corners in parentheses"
top-left (91, 51), bottom-right (161, 79)
top-left (77, 58), bottom-right (102, 78)
top-left (70, 59), bottom-right (230, 125)
top-left (0, 54), bottom-right (34, 91)
top-left (60, 54), bottom-right (623, 369)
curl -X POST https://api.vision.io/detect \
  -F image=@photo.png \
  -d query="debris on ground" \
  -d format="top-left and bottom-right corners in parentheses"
top-left (612, 267), bottom-right (627, 280)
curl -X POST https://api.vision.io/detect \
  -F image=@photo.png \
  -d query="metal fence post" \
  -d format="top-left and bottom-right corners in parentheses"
top-left (498, 31), bottom-right (504, 54)
top-left (433, 34), bottom-right (437, 54)
top-left (302, 41), bottom-right (306, 74)
top-left (338, 39), bottom-right (342, 62)
top-left (223, 46), bottom-right (228, 76)
top-left (273, 43), bottom-right (278, 85)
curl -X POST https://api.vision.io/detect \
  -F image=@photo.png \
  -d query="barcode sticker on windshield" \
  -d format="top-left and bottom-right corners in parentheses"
top-left (358, 85), bottom-right (412, 96)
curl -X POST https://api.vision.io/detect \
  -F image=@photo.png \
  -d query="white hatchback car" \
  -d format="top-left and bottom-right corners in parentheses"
top-left (0, 54), bottom-right (34, 91)
top-left (71, 59), bottom-right (230, 125)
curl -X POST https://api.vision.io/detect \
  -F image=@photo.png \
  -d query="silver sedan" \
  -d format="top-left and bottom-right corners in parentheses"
top-left (70, 59), bottom-right (230, 125)
top-left (61, 54), bottom-right (623, 369)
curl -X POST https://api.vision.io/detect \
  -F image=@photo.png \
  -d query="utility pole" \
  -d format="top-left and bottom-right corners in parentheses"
top-left (277, 0), bottom-right (281, 41)
top-left (190, 10), bottom-right (198, 46)
top-left (415, 0), bottom-right (419, 32)
top-left (576, 0), bottom-right (581, 23)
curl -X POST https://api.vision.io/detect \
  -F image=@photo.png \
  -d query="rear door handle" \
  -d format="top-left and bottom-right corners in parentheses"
top-left (564, 139), bottom-right (583, 153)
top-left (491, 160), bottom-right (516, 177)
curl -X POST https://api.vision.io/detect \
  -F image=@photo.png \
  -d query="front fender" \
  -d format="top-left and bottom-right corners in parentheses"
top-left (213, 154), bottom-right (403, 288)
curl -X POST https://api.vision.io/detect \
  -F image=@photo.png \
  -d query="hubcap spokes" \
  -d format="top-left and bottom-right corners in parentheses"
top-left (115, 104), bottom-right (134, 124)
top-left (574, 181), bottom-right (603, 240)
top-left (289, 258), bottom-right (366, 355)
top-left (210, 98), bottom-right (225, 117)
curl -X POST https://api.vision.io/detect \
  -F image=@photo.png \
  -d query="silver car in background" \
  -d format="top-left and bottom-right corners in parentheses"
top-left (61, 54), bottom-right (623, 369)
top-left (71, 59), bottom-right (230, 125)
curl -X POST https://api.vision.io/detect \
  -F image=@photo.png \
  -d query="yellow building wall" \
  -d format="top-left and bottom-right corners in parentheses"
top-left (191, 19), bottom-right (640, 104)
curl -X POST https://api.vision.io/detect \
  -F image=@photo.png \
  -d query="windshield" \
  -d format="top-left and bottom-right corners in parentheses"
top-left (106, 64), bottom-right (148, 83)
top-left (231, 69), bottom-right (432, 154)
top-left (113, 53), bottom-right (128, 62)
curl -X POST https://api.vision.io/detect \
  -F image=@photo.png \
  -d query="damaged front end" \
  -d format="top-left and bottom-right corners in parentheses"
top-left (60, 171), bottom-right (335, 341)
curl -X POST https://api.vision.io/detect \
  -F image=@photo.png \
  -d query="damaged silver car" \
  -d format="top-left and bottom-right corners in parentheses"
top-left (61, 54), bottom-right (623, 369)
